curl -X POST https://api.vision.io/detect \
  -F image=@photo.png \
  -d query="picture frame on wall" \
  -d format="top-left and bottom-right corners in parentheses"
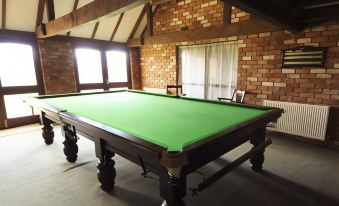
top-left (282, 46), bottom-right (327, 68)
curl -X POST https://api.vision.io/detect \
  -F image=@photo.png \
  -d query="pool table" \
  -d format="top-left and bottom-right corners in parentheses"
top-left (26, 90), bottom-right (282, 206)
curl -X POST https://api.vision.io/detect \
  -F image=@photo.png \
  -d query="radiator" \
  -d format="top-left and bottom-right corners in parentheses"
top-left (263, 100), bottom-right (330, 141)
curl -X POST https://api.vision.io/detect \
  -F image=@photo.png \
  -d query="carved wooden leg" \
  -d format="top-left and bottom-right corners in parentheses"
top-left (62, 125), bottom-right (78, 163)
top-left (250, 127), bottom-right (266, 171)
top-left (97, 153), bottom-right (116, 192)
top-left (41, 114), bottom-right (54, 145)
top-left (42, 123), bottom-right (54, 145)
top-left (160, 174), bottom-right (186, 206)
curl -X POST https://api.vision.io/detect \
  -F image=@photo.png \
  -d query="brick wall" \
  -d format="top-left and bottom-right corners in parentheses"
top-left (141, 0), bottom-right (250, 89)
top-left (38, 39), bottom-right (77, 94)
top-left (237, 26), bottom-right (339, 105)
top-left (154, 0), bottom-right (249, 35)
top-left (231, 7), bottom-right (250, 23)
top-left (140, 0), bottom-right (339, 106)
top-left (140, 44), bottom-right (177, 89)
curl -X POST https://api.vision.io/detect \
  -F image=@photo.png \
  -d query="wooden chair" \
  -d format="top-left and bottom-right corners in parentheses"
top-left (166, 85), bottom-right (185, 96)
top-left (218, 89), bottom-right (246, 103)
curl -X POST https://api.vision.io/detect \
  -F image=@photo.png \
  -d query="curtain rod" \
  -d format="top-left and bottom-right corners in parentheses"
top-left (178, 40), bottom-right (238, 49)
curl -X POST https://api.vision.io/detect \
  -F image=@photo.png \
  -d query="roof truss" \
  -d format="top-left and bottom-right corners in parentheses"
top-left (36, 0), bottom-right (150, 38)
top-left (224, 0), bottom-right (301, 32)
top-left (128, 19), bottom-right (280, 47)
top-left (2, 0), bottom-right (6, 29)
top-left (223, 0), bottom-right (339, 32)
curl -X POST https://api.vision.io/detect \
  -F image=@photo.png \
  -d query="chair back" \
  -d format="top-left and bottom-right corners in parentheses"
top-left (218, 89), bottom-right (246, 103)
top-left (233, 90), bottom-right (246, 103)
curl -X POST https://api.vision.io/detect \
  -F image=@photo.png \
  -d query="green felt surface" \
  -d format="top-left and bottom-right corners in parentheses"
top-left (40, 91), bottom-right (271, 152)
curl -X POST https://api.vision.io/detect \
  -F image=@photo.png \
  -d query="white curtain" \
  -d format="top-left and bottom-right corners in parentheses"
top-left (179, 42), bottom-right (238, 100)
top-left (179, 46), bottom-right (206, 99)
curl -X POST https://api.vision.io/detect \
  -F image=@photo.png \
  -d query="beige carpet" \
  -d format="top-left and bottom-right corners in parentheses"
top-left (0, 123), bottom-right (41, 137)
top-left (0, 125), bottom-right (339, 206)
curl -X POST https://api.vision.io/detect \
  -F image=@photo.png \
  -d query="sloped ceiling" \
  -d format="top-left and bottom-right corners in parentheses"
top-left (0, 0), bottom-right (148, 43)
top-left (6, 0), bottom-right (40, 32)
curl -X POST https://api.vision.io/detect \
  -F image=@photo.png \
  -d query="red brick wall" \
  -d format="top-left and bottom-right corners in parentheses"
top-left (231, 7), bottom-right (250, 23)
top-left (237, 27), bottom-right (339, 105)
top-left (38, 39), bottom-right (77, 94)
top-left (140, 44), bottom-right (177, 89)
top-left (140, 0), bottom-right (339, 106)
top-left (154, 0), bottom-right (249, 35)
top-left (141, 0), bottom-right (250, 89)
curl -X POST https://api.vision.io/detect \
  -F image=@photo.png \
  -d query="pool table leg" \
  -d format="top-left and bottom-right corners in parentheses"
top-left (160, 174), bottom-right (186, 206)
top-left (250, 127), bottom-right (266, 171)
top-left (62, 125), bottom-right (78, 163)
top-left (97, 152), bottom-right (116, 192)
top-left (41, 113), bottom-right (54, 145)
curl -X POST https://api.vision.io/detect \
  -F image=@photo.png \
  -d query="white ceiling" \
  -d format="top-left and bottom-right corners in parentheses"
top-left (6, 0), bottom-right (40, 32)
top-left (1, 0), bottom-right (148, 43)
top-left (114, 4), bottom-right (144, 42)
top-left (95, 15), bottom-right (120, 41)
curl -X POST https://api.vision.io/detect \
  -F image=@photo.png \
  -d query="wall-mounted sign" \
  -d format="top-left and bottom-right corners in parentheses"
top-left (282, 46), bottom-right (326, 68)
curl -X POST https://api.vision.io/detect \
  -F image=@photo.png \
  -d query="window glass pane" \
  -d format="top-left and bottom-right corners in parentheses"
top-left (75, 48), bottom-right (103, 84)
top-left (0, 43), bottom-right (37, 87)
top-left (106, 51), bottom-right (128, 82)
top-left (4, 93), bottom-right (38, 118)
top-left (109, 87), bottom-right (128, 91)
top-left (80, 89), bottom-right (104, 93)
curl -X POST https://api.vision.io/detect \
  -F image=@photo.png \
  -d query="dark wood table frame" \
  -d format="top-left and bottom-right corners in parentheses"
top-left (26, 91), bottom-right (282, 206)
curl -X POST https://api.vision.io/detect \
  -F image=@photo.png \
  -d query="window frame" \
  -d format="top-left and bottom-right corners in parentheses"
top-left (0, 38), bottom-right (45, 129)
top-left (72, 42), bottom-right (131, 92)
top-left (177, 42), bottom-right (239, 100)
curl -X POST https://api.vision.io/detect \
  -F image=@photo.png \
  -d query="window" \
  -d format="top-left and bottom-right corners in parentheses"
top-left (0, 43), bottom-right (37, 87)
top-left (179, 42), bottom-right (238, 100)
top-left (75, 48), bottom-right (103, 84)
top-left (4, 93), bottom-right (39, 118)
top-left (0, 42), bottom-right (43, 129)
top-left (74, 47), bottom-right (130, 91)
top-left (80, 89), bottom-right (105, 93)
top-left (106, 51), bottom-right (128, 83)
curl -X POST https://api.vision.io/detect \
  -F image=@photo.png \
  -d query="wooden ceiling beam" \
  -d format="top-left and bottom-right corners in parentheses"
top-left (299, 4), bottom-right (339, 24)
top-left (223, 2), bottom-right (232, 24)
top-left (141, 5), bottom-right (158, 38)
top-left (128, 19), bottom-right (280, 47)
top-left (91, 22), bottom-right (100, 39)
top-left (150, 0), bottom-right (171, 5)
top-left (0, 29), bottom-right (35, 39)
top-left (294, 0), bottom-right (339, 9)
top-left (223, 0), bottom-right (301, 32)
top-left (2, 0), bottom-right (6, 29)
top-left (36, 0), bottom-right (47, 27)
top-left (36, 0), bottom-right (150, 38)
top-left (128, 3), bottom-right (148, 40)
top-left (110, 12), bottom-right (124, 41)
top-left (67, 0), bottom-right (79, 36)
top-left (46, 0), bottom-right (55, 21)
top-left (72, 0), bottom-right (80, 12)
top-left (145, 3), bottom-right (153, 37)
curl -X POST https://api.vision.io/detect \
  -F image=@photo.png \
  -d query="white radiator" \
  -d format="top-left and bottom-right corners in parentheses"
top-left (263, 100), bottom-right (330, 141)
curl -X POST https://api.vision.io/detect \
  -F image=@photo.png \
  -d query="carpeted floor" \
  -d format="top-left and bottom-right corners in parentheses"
top-left (0, 125), bottom-right (338, 206)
